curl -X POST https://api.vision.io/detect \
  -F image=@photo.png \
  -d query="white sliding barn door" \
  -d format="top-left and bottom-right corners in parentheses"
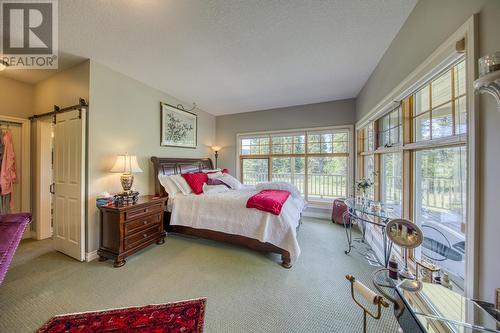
top-left (53, 110), bottom-right (86, 261)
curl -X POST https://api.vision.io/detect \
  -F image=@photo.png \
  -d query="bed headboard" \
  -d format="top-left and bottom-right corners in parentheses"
top-left (151, 157), bottom-right (214, 196)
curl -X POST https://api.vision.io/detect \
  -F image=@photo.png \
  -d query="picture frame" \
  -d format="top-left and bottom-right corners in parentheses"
top-left (160, 102), bottom-right (197, 148)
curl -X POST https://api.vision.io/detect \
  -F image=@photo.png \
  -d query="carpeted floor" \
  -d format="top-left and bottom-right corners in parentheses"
top-left (0, 218), bottom-right (399, 332)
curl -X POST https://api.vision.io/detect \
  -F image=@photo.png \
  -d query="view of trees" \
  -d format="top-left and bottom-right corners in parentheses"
top-left (241, 130), bottom-right (350, 201)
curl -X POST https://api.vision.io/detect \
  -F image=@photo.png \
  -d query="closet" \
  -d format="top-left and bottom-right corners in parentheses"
top-left (0, 116), bottom-right (30, 238)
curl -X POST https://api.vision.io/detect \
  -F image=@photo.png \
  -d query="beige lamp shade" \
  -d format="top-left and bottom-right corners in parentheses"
top-left (211, 146), bottom-right (221, 152)
top-left (110, 155), bottom-right (143, 174)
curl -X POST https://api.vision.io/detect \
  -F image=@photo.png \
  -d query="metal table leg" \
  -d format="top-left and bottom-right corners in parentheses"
top-left (343, 211), bottom-right (353, 255)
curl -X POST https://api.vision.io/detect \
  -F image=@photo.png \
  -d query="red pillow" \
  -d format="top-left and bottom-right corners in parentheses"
top-left (181, 172), bottom-right (208, 194)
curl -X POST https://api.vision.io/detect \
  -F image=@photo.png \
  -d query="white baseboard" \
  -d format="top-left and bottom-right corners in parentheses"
top-left (302, 210), bottom-right (331, 220)
top-left (86, 250), bottom-right (99, 262)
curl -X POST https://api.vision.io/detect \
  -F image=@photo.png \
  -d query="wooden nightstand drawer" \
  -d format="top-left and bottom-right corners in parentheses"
top-left (124, 224), bottom-right (160, 250)
top-left (125, 202), bottom-right (163, 221)
top-left (125, 214), bottom-right (161, 236)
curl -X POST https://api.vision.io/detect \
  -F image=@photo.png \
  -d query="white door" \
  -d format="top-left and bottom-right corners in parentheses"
top-left (53, 109), bottom-right (86, 261)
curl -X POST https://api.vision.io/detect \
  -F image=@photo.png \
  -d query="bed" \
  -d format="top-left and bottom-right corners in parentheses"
top-left (151, 157), bottom-right (304, 268)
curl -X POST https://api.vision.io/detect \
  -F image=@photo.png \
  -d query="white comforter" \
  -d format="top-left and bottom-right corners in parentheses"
top-left (170, 187), bottom-right (305, 262)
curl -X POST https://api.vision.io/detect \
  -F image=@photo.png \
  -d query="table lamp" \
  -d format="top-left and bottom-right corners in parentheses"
top-left (211, 146), bottom-right (221, 168)
top-left (110, 153), bottom-right (143, 194)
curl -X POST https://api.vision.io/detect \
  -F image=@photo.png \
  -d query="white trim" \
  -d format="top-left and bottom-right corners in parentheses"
top-left (464, 14), bottom-right (479, 299)
top-left (86, 250), bottom-right (98, 262)
top-left (355, 16), bottom-right (478, 298)
top-left (235, 124), bottom-right (355, 199)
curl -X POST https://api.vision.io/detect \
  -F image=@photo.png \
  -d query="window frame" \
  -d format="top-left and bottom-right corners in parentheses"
top-left (237, 125), bottom-right (354, 206)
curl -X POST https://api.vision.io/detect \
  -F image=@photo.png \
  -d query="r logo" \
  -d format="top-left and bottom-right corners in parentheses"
top-left (2, 2), bottom-right (53, 54)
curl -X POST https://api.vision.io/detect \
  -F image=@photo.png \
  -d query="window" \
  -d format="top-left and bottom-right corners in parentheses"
top-left (380, 153), bottom-right (402, 217)
top-left (356, 56), bottom-right (467, 291)
top-left (412, 59), bottom-right (466, 141)
top-left (239, 127), bottom-right (351, 203)
top-left (378, 106), bottom-right (402, 148)
top-left (414, 146), bottom-right (466, 286)
top-left (241, 158), bottom-right (268, 185)
top-left (363, 155), bottom-right (375, 200)
top-left (363, 122), bottom-right (375, 152)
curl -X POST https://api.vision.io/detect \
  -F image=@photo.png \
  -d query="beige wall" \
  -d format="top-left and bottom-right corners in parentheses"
top-left (87, 61), bottom-right (216, 252)
top-left (355, 0), bottom-right (500, 302)
top-left (0, 76), bottom-right (34, 118)
top-left (215, 99), bottom-right (356, 174)
top-left (33, 61), bottom-right (90, 115)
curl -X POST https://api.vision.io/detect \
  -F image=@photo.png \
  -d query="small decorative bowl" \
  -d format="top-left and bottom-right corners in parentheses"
top-left (479, 52), bottom-right (500, 77)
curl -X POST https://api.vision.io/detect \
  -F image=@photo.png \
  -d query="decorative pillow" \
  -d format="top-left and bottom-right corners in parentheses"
top-left (158, 174), bottom-right (180, 197)
top-left (170, 174), bottom-right (193, 195)
top-left (181, 172), bottom-right (208, 195)
top-left (202, 183), bottom-right (230, 194)
top-left (218, 173), bottom-right (243, 190)
top-left (256, 181), bottom-right (302, 199)
top-left (206, 178), bottom-right (230, 188)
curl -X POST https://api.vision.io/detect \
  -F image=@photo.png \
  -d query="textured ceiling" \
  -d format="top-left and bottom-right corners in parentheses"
top-left (2, 0), bottom-right (416, 115)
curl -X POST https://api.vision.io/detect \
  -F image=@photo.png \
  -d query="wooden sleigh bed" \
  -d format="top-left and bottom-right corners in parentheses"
top-left (151, 156), bottom-right (294, 268)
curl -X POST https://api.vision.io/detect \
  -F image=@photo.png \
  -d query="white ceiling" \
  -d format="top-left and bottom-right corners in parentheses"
top-left (2, 0), bottom-right (416, 115)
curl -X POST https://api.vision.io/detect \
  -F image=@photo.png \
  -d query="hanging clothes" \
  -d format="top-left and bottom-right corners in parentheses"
top-left (0, 130), bottom-right (16, 210)
top-left (0, 132), bottom-right (9, 214)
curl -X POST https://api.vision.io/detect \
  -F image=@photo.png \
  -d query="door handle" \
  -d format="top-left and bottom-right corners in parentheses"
top-left (49, 183), bottom-right (55, 194)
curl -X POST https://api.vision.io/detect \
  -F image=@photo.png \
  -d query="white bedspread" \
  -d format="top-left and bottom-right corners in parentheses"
top-left (170, 188), bottom-right (305, 262)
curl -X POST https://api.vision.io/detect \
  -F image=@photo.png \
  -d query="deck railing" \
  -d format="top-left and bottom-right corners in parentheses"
top-left (242, 172), bottom-right (347, 199)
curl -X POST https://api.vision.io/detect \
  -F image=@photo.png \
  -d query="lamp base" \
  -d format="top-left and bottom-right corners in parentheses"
top-left (120, 174), bottom-right (134, 194)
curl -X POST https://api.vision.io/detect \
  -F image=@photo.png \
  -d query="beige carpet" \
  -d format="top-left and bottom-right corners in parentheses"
top-left (0, 218), bottom-right (399, 332)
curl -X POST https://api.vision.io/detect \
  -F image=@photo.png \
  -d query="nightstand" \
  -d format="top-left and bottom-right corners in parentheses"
top-left (97, 195), bottom-right (166, 267)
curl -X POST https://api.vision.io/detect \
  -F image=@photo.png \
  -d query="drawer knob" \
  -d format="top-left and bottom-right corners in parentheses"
top-left (143, 233), bottom-right (148, 238)
top-left (143, 220), bottom-right (148, 225)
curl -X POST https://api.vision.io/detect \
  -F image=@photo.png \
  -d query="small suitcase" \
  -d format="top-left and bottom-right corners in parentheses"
top-left (332, 199), bottom-right (350, 225)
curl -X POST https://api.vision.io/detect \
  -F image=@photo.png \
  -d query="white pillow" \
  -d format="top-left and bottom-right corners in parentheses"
top-left (202, 168), bottom-right (221, 173)
top-left (256, 181), bottom-right (301, 199)
top-left (202, 183), bottom-right (230, 194)
top-left (207, 171), bottom-right (223, 179)
top-left (218, 173), bottom-right (243, 190)
top-left (158, 174), bottom-right (180, 197)
top-left (169, 174), bottom-right (192, 195)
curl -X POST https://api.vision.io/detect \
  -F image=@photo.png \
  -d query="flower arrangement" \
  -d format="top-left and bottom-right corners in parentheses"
top-left (356, 177), bottom-right (374, 196)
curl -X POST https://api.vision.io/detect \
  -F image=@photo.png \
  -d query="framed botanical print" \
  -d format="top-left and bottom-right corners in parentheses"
top-left (161, 102), bottom-right (197, 148)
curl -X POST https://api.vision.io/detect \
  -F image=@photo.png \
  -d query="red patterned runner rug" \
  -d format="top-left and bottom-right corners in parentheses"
top-left (37, 298), bottom-right (206, 333)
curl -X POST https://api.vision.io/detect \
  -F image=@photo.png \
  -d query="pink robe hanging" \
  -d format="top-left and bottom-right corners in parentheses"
top-left (1, 130), bottom-right (16, 209)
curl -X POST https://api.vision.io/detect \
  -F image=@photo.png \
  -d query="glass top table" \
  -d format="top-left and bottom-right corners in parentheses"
top-left (343, 198), bottom-right (397, 267)
top-left (344, 197), bottom-right (400, 221)
top-left (395, 279), bottom-right (500, 332)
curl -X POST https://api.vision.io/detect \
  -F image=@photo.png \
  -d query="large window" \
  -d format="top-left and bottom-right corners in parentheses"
top-left (356, 58), bottom-right (467, 290)
top-left (239, 127), bottom-right (351, 203)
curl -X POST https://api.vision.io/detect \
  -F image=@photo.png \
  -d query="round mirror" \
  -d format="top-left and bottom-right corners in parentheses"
top-left (386, 219), bottom-right (423, 249)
